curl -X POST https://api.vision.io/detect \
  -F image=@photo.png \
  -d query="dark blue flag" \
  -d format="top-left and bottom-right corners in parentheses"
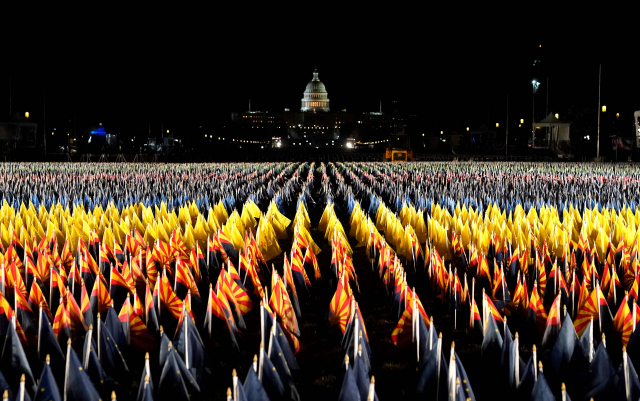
top-left (530, 368), bottom-right (554, 401)
top-left (158, 345), bottom-right (190, 400)
top-left (261, 347), bottom-right (285, 401)
top-left (243, 363), bottom-right (270, 401)
top-left (64, 341), bottom-right (101, 401)
top-left (0, 319), bottom-right (36, 395)
top-left (584, 340), bottom-right (617, 399)
top-left (34, 361), bottom-right (61, 401)
top-left (338, 363), bottom-right (360, 401)
top-left (614, 352), bottom-right (640, 401)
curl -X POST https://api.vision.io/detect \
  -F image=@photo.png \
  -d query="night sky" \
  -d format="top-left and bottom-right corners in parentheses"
top-left (0, 9), bottom-right (637, 141)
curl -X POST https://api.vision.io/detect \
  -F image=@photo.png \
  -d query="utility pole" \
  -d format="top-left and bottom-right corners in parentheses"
top-left (505, 93), bottom-right (509, 156)
top-left (43, 85), bottom-right (47, 157)
top-left (597, 64), bottom-right (601, 160)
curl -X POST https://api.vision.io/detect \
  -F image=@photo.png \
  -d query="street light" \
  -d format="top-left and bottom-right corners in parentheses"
top-left (25, 112), bottom-right (29, 119)
top-left (496, 123), bottom-right (499, 128)
top-left (555, 113), bottom-right (559, 119)
top-left (532, 80), bottom-right (541, 148)
top-left (602, 105), bottom-right (607, 112)
top-left (520, 119), bottom-right (524, 124)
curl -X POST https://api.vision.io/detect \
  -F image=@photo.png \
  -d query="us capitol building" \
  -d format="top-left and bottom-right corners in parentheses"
top-left (230, 68), bottom-right (402, 148)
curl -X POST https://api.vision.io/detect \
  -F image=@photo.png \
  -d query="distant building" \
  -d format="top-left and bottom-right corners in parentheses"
top-left (0, 112), bottom-right (37, 152)
top-left (229, 68), bottom-right (405, 148)
top-left (300, 68), bottom-right (330, 112)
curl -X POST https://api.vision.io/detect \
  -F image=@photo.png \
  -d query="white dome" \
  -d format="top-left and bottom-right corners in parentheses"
top-left (301, 68), bottom-right (330, 113)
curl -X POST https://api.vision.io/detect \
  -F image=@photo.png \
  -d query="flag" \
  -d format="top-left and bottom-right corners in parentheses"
top-left (391, 304), bottom-right (413, 348)
top-left (270, 271), bottom-right (300, 337)
top-left (528, 282), bottom-right (547, 332)
top-left (128, 295), bottom-right (157, 353)
top-left (145, 279), bottom-right (159, 333)
top-left (0, 318), bottom-right (36, 396)
top-left (613, 294), bottom-right (633, 346)
top-left (338, 361), bottom-right (360, 401)
top-left (37, 306), bottom-right (65, 366)
top-left (89, 273), bottom-right (112, 315)
top-left (327, 273), bottom-right (352, 334)
top-left (583, 340), bottom-right (617, 399)
top-left (158, 269), bottom-right (183, 320)
top-left (64, 340), bottom-right (102, 401)
top-left (34, 359), bottom-right (61, 401)
top-left (574, 284), bottom-right (613, 337)
top-left (203, 284), bottom-right (239, 352)
top-left (243, 363), bottom-right (270, 401)
top-left (110, 264), bottom-right (130, 311)
top-left (541, 294), bottom-right (562, 349)
top-left (52, 300), bottom-right (71, 346)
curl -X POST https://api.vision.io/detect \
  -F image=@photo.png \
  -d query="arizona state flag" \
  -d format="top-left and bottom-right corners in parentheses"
top-left (574, 283), bottom-right (613, 337)
top-left (613, 294), bottom-right (633, 346)
top-left (270, 271), bottom-right (300, 337)
top-left (52, 300), bottom-right (71, 345)
top-left (158, 268), bottom-right (183, 320)
top-left (80, 279), bottom-right (93, 328)
top-left (145, 279), bottom-right (159, 333)
top-left (391, 303), bottom-right (414, 348)
top-left (327, 272), bottom-right (352, 334)
top-left (28, 281), bottom-right (52, 322)
top-left (175, 258), bottom-right (199, 300)
top-left (528, 282), bottom-right (547, 332)
top-left (89, 273), bottom-right (112, 315)
top-left (110, 265), bottom-right (130, 311)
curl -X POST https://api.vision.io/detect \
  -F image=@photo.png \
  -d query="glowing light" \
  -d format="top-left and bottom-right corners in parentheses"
top-left (616, 113), bottom-right (620, 118)
top-left (347, 142), bottom-right (353, 148)
top-left (496, 123), bottom-right (499, 128)
top-left (520, 119), bottom-right (524, 124)
top-left (466, 127), bottom-right (469, 131)
top-left (555, 113), bottom-right (559, 119)
top-left (602, 105), bottom-right (607, 112)
top-left (25, 112), bottom-right (29, 119)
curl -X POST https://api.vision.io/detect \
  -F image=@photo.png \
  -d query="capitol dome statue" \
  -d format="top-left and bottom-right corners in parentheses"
top-left (301, 67), bottom-right (330, 112)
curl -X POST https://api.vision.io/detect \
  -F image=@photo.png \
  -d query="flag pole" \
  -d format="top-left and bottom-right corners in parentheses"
top-left (532, 344), bottom-right (537, 381)
top-left (97, 312), bottom-right (101, 361)
top-left (354, 305), bottom-right (359, 362)
top-left (258, 342), bottom-right (264, 381)
top-left (514, 332), bottom-right (520, 386)
top-left (84, 325), bottom-right (93, 369)
top-left (64, 339), bottom-right (71, 401)
top-left (232, 369), bottom-right (238, 401)
top-left (436, 332), bottom-right (442, 401)
top-left (184, 304), bottom-right (189, 369)
top-left (38, 302), bottom-right (43, 359)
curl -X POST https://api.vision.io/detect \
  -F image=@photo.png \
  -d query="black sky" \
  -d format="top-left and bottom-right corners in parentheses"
top-left (0, 7), bottom-right (637, 139)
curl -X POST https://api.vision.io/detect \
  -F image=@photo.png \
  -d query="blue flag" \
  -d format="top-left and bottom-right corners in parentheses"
top-left (34, 362), bottom-right (61, 401)
top-left (64, 342), bottom-right (101, 401)
top-left (338, 365), bottom-right (360, 401)
top-left (0, 319), bottom-right (36, 395)
top-left (158, 346), bottom-right (190, 400)
top-left (584, 340), bottom-right (616, 399)
top-left (530, 369), bottom-right (554, 401)
top-left (243, 365), bottom-right (269, 401)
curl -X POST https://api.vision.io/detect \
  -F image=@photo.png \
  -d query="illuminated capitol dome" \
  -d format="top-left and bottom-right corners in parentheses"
top-left (301, 67), bottom-right (330, 113)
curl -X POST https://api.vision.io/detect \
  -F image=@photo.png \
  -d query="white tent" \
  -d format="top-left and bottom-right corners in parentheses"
top-left (534, 113), bottom-right (570, 142)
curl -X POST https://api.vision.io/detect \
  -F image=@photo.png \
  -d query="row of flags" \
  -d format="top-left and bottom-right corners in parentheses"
top-left (334, 161), bottom-right (640, 400)
top-left (0, 162), bottom-right (331, 400)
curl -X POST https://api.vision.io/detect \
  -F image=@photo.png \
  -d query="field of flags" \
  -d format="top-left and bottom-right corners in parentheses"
top-left (1, 162), bottom-right (640, 400)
